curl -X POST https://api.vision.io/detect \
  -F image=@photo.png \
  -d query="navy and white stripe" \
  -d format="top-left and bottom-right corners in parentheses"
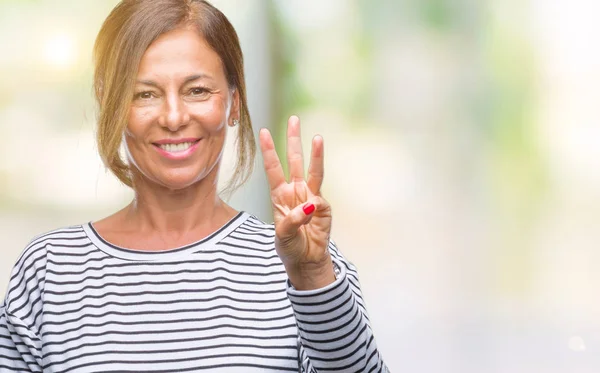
top-left (1, 212), bottom-right (388, 372)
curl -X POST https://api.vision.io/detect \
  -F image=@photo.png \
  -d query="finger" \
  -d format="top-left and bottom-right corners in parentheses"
top-left (307, 135), bottom-right (324, 195)
top-left (275, 196), bottom-right (323, 240)
top-left (259, 128), bottom-right (286, 191)
top-left (287, 115), bottom-right (305, 182)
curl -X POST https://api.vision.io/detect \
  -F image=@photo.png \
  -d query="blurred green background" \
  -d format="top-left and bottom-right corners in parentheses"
top-left (1, 0), bottom-right (600, 371)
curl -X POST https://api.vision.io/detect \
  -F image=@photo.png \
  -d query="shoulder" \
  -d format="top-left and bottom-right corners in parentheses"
top-left (242, 213), bottom-right (275, 230)
top-left (230, 213), bottom-right (275, 238)
top-left (15, 225), bottom-right (88, 265)
top-left (4, 224), bottom-right (89, 312)
top-left (27, 224), bottom-right (87, 245)
top-left (233, 213), bottom-right (276, 239)
top-left (7, 225), bottom-right (89, 292)
top-left (219, 213), bottom-right (276, 252)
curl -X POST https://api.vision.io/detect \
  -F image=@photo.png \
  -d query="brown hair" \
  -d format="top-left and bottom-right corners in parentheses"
top-left (93, 0), bottom-right (255, 196)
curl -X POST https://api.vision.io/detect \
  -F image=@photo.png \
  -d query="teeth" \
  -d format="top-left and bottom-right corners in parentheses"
top-left (159, 142), bottom-right (194, 153)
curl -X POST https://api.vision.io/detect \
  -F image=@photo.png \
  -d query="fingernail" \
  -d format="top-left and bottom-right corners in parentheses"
top-left (303, 203), bottom-right (315, 215)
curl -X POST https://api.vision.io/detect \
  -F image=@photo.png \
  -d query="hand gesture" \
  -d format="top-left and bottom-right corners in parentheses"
top-left (259, 116), bottom-right (335, 290)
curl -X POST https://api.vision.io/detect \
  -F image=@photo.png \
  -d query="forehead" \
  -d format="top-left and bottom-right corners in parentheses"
top-left (137, 26), bottom-right (224, 81)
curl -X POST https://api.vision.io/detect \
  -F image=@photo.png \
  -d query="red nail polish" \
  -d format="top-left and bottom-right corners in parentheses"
top-left (303, 203), bottom-right (315, 215)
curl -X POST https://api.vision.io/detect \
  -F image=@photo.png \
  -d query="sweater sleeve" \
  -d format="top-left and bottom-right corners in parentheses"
top-left (1, 238), bottom-right (47, 372)
top-left (286, 240), bottom-right (389, 373)
top-left (0, 305), bottom-right (42, 372)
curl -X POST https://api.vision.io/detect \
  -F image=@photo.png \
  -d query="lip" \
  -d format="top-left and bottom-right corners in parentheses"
top-left (153, 138), bottom-right (200, 145)
top-left (153, 138), bottom-right (201, 160)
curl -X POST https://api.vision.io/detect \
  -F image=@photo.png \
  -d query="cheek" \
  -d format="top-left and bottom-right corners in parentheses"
top-left (127, 107), bottom-right (157, 139)
top-left (190, 98), bottom-right (229, 130)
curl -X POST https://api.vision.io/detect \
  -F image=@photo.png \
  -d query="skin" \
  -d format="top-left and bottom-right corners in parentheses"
top-left (94, 25), bottom-right (335, 290)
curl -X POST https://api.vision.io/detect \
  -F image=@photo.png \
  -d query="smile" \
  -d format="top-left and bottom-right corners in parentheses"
top-left (158, 142), bottom-right (196, 153)
top-left (153, 139), bottom-right (201, 160)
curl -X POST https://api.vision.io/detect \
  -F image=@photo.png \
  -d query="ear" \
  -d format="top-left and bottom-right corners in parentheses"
top-left (228, 88), bottom-right (240, 127)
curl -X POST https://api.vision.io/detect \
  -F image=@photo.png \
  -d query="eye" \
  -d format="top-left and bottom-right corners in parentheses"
top-left (189, 87), bottom-right (209, 96)
top-left (134, 91), bottom-right (155, 100)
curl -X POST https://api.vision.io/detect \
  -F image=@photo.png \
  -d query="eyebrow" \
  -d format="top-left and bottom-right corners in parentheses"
top-left (136, 74), bottom-right (212, 87)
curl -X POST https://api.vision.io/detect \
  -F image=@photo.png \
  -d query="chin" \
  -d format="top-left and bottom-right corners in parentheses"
top-left (131, 166), bottom-right (209, 191)
top-left (156, 171), bottom-right (208, 191)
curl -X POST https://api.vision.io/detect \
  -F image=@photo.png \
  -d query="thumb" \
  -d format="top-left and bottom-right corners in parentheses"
top-left (275, 198), bottom-right (319, 240)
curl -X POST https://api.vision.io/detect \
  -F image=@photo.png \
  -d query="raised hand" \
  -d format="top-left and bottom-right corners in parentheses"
top-left (259, 116), bottom-right (336, 290)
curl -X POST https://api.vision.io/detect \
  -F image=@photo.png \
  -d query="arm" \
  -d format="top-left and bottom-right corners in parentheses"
top-left (287, 241), bottom-right (389, 373)
top-left (0, 304), bottom-right (42, 372)
top-left (258, 116), bottom-right (388, 371)
top-left (1, 237), bottom-right (47, 372)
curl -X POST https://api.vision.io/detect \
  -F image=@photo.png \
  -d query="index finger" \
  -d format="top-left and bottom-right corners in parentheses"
top-left (286, 115), bottom-right (305, 182)
top-left (259, 128), bottom-right (286, 191)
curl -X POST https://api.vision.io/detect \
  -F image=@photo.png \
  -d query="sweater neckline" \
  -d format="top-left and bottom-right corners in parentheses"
top-left (82, 211), bottom-right (250, 261)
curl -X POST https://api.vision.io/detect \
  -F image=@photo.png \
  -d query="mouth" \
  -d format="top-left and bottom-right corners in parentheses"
top-left (155, 140), bottom-right (199, 153)
top-left (152, 138), bottom-right (201, 159)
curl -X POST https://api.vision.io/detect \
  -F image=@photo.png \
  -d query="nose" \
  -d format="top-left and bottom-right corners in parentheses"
top-left (158, 94), bottom-right (190, 131)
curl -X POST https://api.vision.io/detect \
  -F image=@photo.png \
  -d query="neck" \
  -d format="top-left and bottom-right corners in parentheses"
top-left (125, 167), bottom-right (236, 235)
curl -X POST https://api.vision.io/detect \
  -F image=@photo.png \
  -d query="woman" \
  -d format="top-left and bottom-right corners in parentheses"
top-left (0, 0), bottom-right (388, 372)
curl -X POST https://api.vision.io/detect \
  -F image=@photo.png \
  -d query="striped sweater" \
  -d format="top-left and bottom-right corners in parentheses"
top-left (1, 212), bottom-right (388, 372)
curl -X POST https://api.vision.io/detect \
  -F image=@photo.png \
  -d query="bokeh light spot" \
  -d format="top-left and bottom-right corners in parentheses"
top-left (43, 34), bottom-right (76, 69)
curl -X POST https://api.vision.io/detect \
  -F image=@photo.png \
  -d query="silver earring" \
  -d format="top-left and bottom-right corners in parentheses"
top-left (232, 119), bottom-right (239, 126)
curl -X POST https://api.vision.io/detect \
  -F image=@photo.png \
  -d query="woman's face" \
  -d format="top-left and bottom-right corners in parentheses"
top-left (125, 26), bottom-right (238, 191)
